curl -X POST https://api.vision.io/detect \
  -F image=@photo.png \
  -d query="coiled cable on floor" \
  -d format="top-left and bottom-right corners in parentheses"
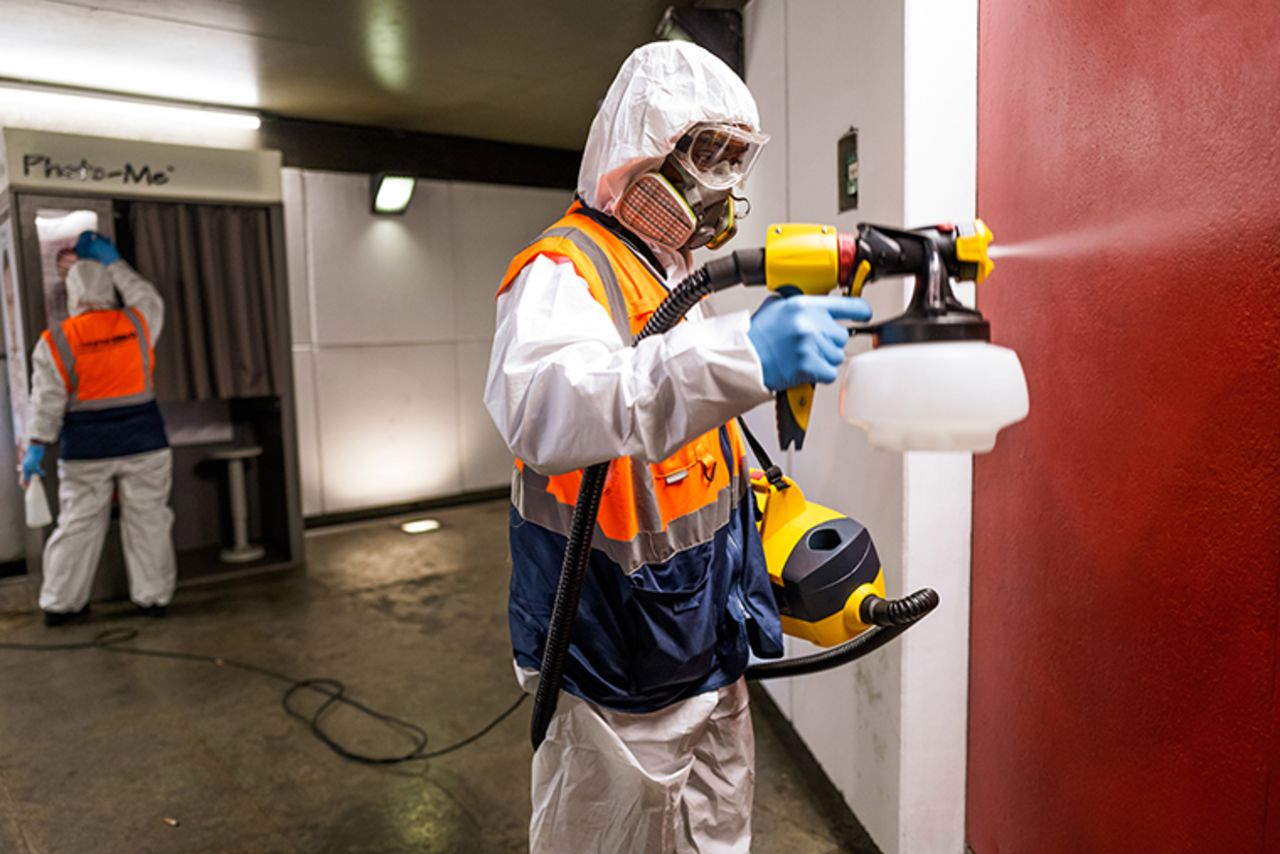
top-left (0, 627), bottom-right (526, 764)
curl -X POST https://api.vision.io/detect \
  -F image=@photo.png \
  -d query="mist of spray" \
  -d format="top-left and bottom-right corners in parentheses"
top-left (985, 174), bottom-right (1280, 266)
top-left (988, 208), bottom-right (1213, 262)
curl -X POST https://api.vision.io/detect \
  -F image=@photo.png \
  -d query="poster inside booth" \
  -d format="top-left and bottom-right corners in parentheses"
top-left (34, 209), bottom-right (99, 326)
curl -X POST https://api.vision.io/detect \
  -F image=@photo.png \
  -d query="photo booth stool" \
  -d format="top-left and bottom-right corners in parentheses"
top-left (208, 445), bottom-right (265, 563)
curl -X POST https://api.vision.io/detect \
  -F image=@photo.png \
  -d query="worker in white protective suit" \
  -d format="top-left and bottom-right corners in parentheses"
top-left (485, 42), bottom-right (872, 852)
top-left (22, 231), bottom-right (175, 627)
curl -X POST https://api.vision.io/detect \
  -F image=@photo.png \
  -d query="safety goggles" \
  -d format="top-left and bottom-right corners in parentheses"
top-left (672, 123), bottom-right (769, 190)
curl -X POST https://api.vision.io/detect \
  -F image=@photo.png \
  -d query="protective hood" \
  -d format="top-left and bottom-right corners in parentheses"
top-left (578, 41), bottom-right (761, 218)
top-left (65, 260), bottom-right (117, 316)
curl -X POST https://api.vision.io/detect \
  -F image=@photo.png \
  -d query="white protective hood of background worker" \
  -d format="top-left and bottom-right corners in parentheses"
top-left (577, 41), bottom-right (761, 217)
top-left (65, 260), bottom-right (118, 316)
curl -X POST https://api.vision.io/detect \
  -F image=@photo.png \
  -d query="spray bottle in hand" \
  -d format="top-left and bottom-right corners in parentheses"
top-left (21, 444), bottom-right (51, 529)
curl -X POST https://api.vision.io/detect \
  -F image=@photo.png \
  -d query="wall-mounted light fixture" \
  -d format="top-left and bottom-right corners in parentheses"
top-left (0, 82), bottom-right (261, 130)
top-left (370, 173), bottom-right (416, 215)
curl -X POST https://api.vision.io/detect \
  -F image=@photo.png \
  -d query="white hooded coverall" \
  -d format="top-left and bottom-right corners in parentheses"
top-left (484, 42), bottom-right (775, 853)
top-left (29, 259), bottom-right (175, 613)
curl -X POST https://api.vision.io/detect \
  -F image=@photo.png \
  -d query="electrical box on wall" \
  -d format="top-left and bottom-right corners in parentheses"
top-left (837, 127), bottom-right (858, 212)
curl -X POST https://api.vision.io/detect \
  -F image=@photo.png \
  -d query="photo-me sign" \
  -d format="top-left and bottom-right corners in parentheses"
top-left (1, 128), bottom-right (281, 203)
top-left (22, 154), bottom-right (174, 187)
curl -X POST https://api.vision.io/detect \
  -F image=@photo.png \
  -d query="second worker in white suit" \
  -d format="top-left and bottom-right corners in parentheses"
top-left (22, 231), bottom-right (176, 626)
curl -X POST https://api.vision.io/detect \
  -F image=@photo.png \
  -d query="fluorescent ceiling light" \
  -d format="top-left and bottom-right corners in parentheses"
top-left (0, 83), bottom-right (260, 130)
top-left (371, 174), bottom-right (416, 214)
top-left (400, 518), bottom-right (440, 535)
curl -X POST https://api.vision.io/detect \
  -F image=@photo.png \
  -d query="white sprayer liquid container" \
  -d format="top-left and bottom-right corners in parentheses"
top-left (840, 341), bottom-right (1029, 452)
top-left (25, 475), bottom-right (52, 528)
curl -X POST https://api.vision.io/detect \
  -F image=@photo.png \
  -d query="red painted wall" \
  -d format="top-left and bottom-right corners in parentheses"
top-left (968, 2), bottom-right (1280, 852)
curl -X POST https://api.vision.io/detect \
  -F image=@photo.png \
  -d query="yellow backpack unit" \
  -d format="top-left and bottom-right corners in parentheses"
top-left (750, 469), bottom-right (886, 647)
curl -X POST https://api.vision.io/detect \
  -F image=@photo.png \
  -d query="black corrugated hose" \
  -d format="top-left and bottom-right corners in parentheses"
top-left (744, 588), bottom-right (939, 680)
top-left (527, 461), bottom-right (610, 749)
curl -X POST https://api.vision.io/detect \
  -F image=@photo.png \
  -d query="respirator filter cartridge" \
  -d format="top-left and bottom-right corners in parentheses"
top-left (615, 172), bottom-right (697, 249)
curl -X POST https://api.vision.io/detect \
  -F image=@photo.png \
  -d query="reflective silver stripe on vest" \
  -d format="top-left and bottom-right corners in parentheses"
top-left (629, 461), bottom-right (664, 534)
top-left (54, 310), bottom-right (157, 413)
top-left (123, 308), bottom-right (154, 395)
top-left (512, 464), bottom-right (748, 576)
top-left (46, 325), bottom-right (80, 407)
top-left (538, 226), bottom-right (632, 344)
top-left (69, 391), bottom-right (157, 412)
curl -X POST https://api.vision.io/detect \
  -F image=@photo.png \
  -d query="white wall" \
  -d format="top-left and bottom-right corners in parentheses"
top-left (282, 168), bottom-right (568, 516)
top-left (898, 2), bottom-right (979, 850)
top-left (728, 2), bottom-right (978, 852)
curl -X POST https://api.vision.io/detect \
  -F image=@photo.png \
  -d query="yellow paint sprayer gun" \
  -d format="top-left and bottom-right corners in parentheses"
top-left (694, 220), bottom-right (995, 448)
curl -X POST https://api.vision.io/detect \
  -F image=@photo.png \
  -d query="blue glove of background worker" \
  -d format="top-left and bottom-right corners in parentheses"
top-left (74, 231), bottom-right (121, 265)
top-left (21, 444), bottom-right (44, 485)
top-left (747, 295), bottom-right (872, 391)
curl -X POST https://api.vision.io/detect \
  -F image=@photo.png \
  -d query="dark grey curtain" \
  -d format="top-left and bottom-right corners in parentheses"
top-left (129, 203), bottom-right (279, 401)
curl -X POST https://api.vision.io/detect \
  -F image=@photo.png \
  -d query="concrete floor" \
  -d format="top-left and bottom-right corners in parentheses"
top-left (0, 498), bottom-right (877, 853)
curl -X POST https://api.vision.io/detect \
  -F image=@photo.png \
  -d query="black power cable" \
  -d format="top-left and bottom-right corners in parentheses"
top-left (0, 627), bottom-right (526, 764)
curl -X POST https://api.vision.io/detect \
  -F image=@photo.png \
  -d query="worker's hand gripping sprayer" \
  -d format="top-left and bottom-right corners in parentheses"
top-left (764, 220), bottom-right (996, 448)
top-left (530, 219), bottom-right (1000, 749)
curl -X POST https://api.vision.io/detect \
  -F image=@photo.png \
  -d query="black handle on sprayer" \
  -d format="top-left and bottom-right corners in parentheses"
top-left (775, 385), bottom-right (813, 450)
top-left (527, 249), bottom-right (938, 749)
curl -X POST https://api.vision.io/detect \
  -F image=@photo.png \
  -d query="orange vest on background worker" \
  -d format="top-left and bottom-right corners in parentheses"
top-left (43, 305), bottom-right (167, 461)
top-left (498, 203), bottom-right (784, 713)
top-left (44, 307), bottom-right (155, 411)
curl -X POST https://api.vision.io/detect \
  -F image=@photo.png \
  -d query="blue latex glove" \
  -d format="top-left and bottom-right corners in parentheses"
top-left (21, 444), bottom-right (44, 485)
top-left (747, 295), bottom-right (872, 391)
top-left (74, 231), bottom-right (121, 265)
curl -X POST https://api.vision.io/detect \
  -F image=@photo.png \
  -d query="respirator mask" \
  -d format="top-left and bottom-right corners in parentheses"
top-left (615, 122), bottom-right (768, 252)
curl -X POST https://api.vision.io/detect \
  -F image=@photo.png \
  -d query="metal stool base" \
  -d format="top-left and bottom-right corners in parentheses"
top-left (220, 544), bottom-right (266, 564)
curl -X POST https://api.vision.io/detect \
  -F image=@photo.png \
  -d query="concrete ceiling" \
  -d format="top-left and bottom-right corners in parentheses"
top-left (0, 0), bottom-right (701, 150)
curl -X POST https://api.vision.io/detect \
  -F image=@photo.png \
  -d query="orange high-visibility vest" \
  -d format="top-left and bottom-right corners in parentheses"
top-left (498, 204), bottom-right (747, 572)
top-left (43, 307), bottom-right (155, 412)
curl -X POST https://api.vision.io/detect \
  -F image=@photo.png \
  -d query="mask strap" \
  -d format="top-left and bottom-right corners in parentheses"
top-left (704, 195), bottom-right (737, 251)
